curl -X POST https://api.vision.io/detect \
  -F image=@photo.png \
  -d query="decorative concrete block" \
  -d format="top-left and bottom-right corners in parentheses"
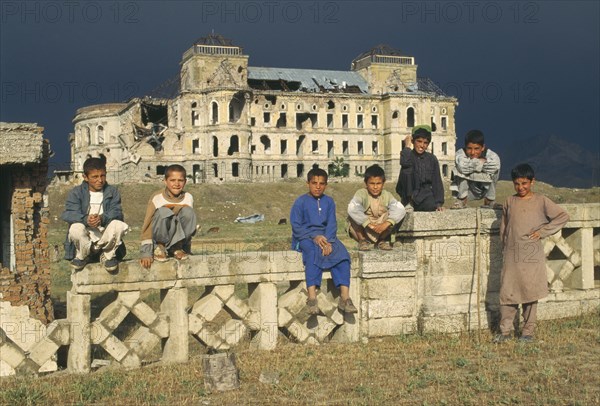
top-left (191, 294), bottom-right (224, 322)
top-left (102, 334), bottom-right (130, 362)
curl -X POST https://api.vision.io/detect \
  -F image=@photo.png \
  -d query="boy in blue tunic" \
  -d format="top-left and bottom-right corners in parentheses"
top-left (290, 168), bottom-right (358, 315)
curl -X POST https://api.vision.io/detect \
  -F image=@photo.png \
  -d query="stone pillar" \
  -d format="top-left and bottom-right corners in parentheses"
top-left (248, 282), bottom-right (278, 350)
top-left (160, 287), bottom-right (188, 363)
top-left (572, 227), bottom-right (595, 290)
top-left (67, 291), bottom-right (91, 373)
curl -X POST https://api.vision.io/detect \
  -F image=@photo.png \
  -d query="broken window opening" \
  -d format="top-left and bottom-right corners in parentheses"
top-left (342, 141), bottom-right (349, 156)
top-left (431, 117), bottom-right (437, 132)
top-left (297, 163), bottom-right (304, 178)
top-left (372, 141), bottom-right (379, 156)
top-left (295, 113), bottom-right (311, 130)
top-left (326, 100), bottom-right (335, 110)
top-left (250, 144), bottom-right (256, 154)
top-left (229, 92), bottom-right (245, 123)
top-left (442, 142), bottom-right (448, 155)
top-left (342, 114), bottom-right (348, 129)
top-left (260, 135), bottom-right (271, 153)
top-left (309, 113), bottom-right (318, 128)
top-left (247, 79), bottom-right (301, 91)
top-left (211, 101), bottom-right (219, 124)
top-left (156, 165), bottom-right (166, 176)
top-left (407, 107), bottom-right (415, 128)
top-left (191, 102), bottom-right (199, 126)
top-left (97, 126), bottom-right (104, 144)
top-left (232, 162), bottom-right (239, 177)
top-left (193, 139), bottom-right (200, 154)
top-left (251, 117), bottom-right (256, 126)
top-left (212, 163), bottom-right (218, 177)
top-left (371, 115), bottom-right (378, 129)
top-left (193, 164), bottom-right (202, 184)
top-left (327, 140), bottom-right (334, 158)
top-left (141, 101), bottom-right (168, 127)
top-left (265, 95), bottom-right (277, 105)
top-left (312, 140), bottom-right (319, 154)
top-left (85, 127), bottom-right (91, 145)
top-left (296, 135), bottom-right (305, 157)
top-left (442, 164), bottom-right (448, 177)
top-left (281, 164), bottom-right (288, 178)
top-left (441, 116), bottom-right (447, 130)
top-left (358, 141), bottom-right (364, 155)
top-left (280, 139), bottom-right (288, 155)
top-left (263, 112), bottom-right (271, 126)
top-left (228, 135), bottom-right (239, 156)
top-left (392, 110), bottom-right (399, 120)
top-left (327, 113), bottom-right (334, 128)
top-left (276, 112), bottom-right (287, 128)
top-left (357, 114), bottom-right (364, 129)
top-left (212, 136), bottom-right (219, 157)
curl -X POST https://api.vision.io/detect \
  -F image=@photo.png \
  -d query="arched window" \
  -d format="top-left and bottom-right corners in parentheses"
top-left (97, 125), bottom-right (104, 144)
top-left (212, 136), bottom-right (219, 157)
top-left (191, 102), bottom-right (199, 126)
top-left (260, 135), bottom-right (271, 153)
top-left (228, 135), bottom-right (239, 155)
top-left (211, 101), bottom-right (219, 124)
top-left (407, 107), bottom-right (415, 128)
top-left (85, 127), bottom-right (91, 145)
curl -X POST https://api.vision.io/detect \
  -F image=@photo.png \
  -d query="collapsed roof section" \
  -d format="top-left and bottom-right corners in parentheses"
top-left (247, 67), bottom-right (367, 94)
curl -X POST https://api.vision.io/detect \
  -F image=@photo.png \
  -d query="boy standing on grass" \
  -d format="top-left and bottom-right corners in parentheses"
top-left (62, 157), bottom-right (128, 272)
top-left (494, 163), bottom-right (569, 343)
top-left (450, 129), bottom-right (501, 209)
top-left (348, 164), bottom-right (406, 251)
top-left (139, 164), bottom-right (197, 269)
top-left (395, 125), bottom-right (445, 212)
top-left (290, 168), bottom-right (358, 315)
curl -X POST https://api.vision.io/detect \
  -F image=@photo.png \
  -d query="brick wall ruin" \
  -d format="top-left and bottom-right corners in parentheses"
top-left (0, 122), bottom-right (53, 323)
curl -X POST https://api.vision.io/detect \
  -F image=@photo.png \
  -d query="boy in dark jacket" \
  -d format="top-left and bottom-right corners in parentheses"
top-left (62, 157), bottom-right (128, 272)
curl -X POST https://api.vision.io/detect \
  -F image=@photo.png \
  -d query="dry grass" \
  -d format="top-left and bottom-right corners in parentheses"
top-left (30, 180), bottom-right (599, 404)
top-left (2, 311), bottom-right (599, 405)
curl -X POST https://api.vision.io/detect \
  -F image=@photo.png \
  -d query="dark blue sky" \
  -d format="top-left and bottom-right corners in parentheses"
top-left (1, 1), bottom-right (599, 170)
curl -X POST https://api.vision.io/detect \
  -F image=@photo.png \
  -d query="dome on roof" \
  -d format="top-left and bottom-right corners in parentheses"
top-left (193, 33), bottom-right (238, 47)
top-left (353, 44), bottom-right (406, 62)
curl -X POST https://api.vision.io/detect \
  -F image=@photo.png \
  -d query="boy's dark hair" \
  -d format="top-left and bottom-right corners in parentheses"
top-left (411, 125), bottom-right (432, 142)
top-left (307, 167), bottom-right (328, 182)
top-left (364, 164), bottom-right (385, 182)
top-left (165, 164), bottom-right (187, 178)
top-left (511, 163), bottom-right (535, 180)
top-left (465, 130), bottom-right (485, 146)
top-left (83, 157), bottom-right (106, 175)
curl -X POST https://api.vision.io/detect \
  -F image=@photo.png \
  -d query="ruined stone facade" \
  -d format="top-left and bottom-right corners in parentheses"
top-left (70, 35), bottom-right (458, 184)
top-left (0, 122), bottom-right (53, 323)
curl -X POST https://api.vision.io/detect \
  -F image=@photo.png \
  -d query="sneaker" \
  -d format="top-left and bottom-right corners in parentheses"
top-left (358, 240), bottom-right (372, 251)
top-left (492, 334), bottom-right (512, 343)
top-left (518, 335), bottom-right (534, 343)
top-left (338, 298), bottom-right (358, 314)
top-left (103, 257), bottom-right (119, 273)
top-left (153, 244), bottom-right (168, 262)
top-left (306, 298), bottom-right (320, 315)
top-left (71, 258), bottom-right (88, 271)
top-left (376, 241), bottom-right (393, 251)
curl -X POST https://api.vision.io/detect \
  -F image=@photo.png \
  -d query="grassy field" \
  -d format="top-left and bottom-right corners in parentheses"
top-left (2, 312), bottom-right (599, 405)
top-left (19, 179), bottom-right (598, 405)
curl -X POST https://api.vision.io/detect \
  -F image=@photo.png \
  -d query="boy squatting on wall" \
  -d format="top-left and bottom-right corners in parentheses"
top-left (450, 129), bottom-right (501, 209)
top-left (347, 164), bottom-right (406, 251)
top-left (62, 157), bottom-right (128, 273)
top-left (139, 164), bottom-right (197, 269)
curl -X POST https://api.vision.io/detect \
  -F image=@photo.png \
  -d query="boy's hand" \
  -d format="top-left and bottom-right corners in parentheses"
top-left (368, 222), bottom-right (390, 235)
top-left (140, 257), bottom-right (153, 269)
top-left (404, 135), bottom-right (412, 149)
top-left (436, 206), bottom-right (445, 212)
top-left (313, 235), bottom-right (332, 256)
top-left (528, 231), bottom-right (541, 241)
top-left (87, 214), bottom-right (101, 228)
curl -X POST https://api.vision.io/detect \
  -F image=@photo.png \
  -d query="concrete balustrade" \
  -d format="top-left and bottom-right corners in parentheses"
top-left (1, 204), bottom-right (598, 375)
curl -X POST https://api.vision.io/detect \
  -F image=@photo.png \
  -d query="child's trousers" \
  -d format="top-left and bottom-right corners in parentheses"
top-left (499, 301), bottom-right (538, 337)
top-left (152, 206), bottom-right (197, 250)
top-left (68, 220), bottom-right (129, 260)
top-left (452, 177), bottom-right (496, 201)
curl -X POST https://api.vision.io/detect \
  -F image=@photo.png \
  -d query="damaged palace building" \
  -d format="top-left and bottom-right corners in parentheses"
top-left (70, 34), bottom-right (458, 184)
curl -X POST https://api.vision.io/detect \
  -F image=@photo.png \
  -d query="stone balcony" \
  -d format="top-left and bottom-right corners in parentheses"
top-left (1, 204), bottom-right (598, 376)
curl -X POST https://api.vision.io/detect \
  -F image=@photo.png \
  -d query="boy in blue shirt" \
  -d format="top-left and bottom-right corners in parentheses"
top-left (290, 168), bottom-right (358, 315)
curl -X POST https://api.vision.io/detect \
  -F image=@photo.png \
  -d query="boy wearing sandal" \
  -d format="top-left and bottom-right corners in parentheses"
top-left (347, 165), bottom-right (406, 251)
top-left (290, 168), bottom-right (358, 316)
top-left (450, 129), bottom-right (501, 209)
top-left (139, 164), bottom-right (197, 269)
